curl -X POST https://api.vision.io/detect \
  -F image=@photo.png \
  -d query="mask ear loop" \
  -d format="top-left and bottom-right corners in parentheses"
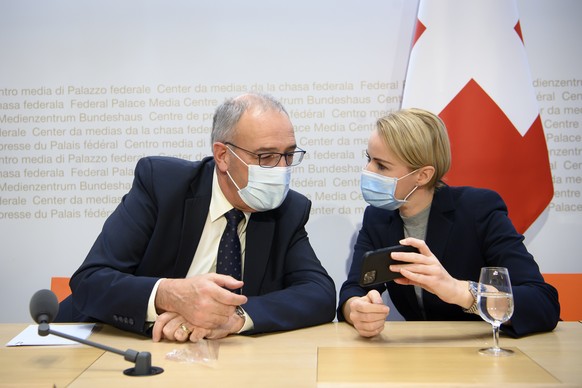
top-left (399, 168), bottom-right (421, 202)
top-left (398, 168), bottom-right (420, 180)
top-left (225, 145), bottom-right (248, 191)
top-left (402, 185), bottom-right (419, 201)
top-left (226, 170), bottom-right (242, 191)
top-left (226, 145), bottom-right (250, 167)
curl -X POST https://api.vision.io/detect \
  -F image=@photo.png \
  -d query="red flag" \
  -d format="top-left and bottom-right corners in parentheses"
top-left (401, 0), bottom-right (553, 234)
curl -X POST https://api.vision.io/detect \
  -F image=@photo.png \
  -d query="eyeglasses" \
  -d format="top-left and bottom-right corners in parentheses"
top-left (225, 142), bottom-right (306, 168)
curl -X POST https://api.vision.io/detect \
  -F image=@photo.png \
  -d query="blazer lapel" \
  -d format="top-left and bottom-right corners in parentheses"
top-left (242, 213), bottom-right (275, 296)
top-left (173, 159), bottom-right (213, 277)
top-left (173, 197), bottom-right (210, 277)
top-left (425, 186), bottom-right (455, 262)
top-left (377, 211), bottom-right (405, 248)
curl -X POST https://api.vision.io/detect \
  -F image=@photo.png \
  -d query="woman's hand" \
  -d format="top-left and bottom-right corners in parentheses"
top-left (390, 237), bottom-right (469, 307)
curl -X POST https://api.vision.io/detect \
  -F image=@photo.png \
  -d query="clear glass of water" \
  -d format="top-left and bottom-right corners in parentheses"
top-left (477, 267), bottom-right (514, 356)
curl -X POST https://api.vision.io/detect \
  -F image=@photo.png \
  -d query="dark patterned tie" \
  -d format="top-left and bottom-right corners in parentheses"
top-left (216, 208), bottom-right (245, 291)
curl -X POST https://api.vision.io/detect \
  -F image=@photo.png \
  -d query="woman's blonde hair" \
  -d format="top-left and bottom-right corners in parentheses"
top-left (376, 108), bottom-right (451, 188)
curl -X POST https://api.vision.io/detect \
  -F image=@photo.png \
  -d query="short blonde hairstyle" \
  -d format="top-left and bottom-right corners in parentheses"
top-left (376, 108), bottom-right (451, 188)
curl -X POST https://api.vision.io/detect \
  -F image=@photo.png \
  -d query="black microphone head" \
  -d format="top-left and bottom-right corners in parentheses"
top-left (29, 289), bottom-right (59, 324)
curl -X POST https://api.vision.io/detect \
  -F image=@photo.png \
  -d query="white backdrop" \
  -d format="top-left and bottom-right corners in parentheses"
top-left (1, 0), bottom-right (581, 323)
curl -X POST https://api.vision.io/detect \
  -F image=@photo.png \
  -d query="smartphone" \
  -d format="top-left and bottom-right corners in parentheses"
top-left (359, 245), bottom-right (419, 287)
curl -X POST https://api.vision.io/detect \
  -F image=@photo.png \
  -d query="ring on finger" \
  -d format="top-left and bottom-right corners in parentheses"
top-left (179, 323), bottom-right (192, 335)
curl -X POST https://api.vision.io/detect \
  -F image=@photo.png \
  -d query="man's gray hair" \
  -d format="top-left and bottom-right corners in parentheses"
top-left (211, 93), bottom-right (289, 145)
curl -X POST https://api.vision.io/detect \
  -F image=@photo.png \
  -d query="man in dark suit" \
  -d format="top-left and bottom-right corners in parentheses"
top-left (66, 93), bottom-right (336, 341)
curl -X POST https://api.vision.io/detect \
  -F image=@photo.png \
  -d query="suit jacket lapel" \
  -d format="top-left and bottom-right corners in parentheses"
top-left (173, 159), bottom-right (213, 277)
top-left (242, 213), bottom-right (275, 296)
top-left (376, 210), bottom-right (405, 248)
top-left (425, 186), bottom-right (455, 263)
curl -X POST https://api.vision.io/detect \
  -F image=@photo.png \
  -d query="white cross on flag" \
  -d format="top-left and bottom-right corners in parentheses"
top-left (402, 0), bottom-right (553, 234)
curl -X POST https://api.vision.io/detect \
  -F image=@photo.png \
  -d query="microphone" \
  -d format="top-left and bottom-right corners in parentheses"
top-left (29, 289), bottom-right (163, 376)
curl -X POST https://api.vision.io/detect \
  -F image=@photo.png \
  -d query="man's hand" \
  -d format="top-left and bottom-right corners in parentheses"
top-left (152, 310), bottom-right (244, 342)
top-left (152, 311), bottom-right (207, 342)
top-left (344, 290), bottom-right (389, 337)
top-left (154, 273), bottom-right (247, 330)
top-left (203, 311), bottom-right (245, 339)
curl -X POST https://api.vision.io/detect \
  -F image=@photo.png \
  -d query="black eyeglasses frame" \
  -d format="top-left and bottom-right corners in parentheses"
top-left (224, 142), bottom-right (306, 168)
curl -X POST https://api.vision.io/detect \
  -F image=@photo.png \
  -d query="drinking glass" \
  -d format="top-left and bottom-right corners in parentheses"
top-left (476, 267), bottom-right (514, 356)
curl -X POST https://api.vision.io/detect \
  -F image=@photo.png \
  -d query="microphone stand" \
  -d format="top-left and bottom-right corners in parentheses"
top-left (38, 322), bottom-right (164, 376)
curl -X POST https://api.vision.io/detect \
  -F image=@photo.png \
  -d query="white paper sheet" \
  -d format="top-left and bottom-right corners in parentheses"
top-left (5, 324), bottom-right (96, 346)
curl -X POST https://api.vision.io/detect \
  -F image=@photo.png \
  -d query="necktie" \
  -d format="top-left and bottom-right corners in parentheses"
top-left (216, 208), bottom-right (245, 288)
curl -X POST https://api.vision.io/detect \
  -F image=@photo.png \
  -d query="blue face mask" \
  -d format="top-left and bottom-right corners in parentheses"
top-left (360, 169), bottom-right (418, 211)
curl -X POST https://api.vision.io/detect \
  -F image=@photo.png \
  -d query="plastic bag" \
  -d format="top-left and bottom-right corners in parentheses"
top-left (165, 339), bottom-right (220, 366)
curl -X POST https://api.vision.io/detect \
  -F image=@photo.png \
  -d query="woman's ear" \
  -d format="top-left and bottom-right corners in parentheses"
top-left (417, 166), bottom-right (435, 186)
top-left (213, 142), bottom-right (229, 172)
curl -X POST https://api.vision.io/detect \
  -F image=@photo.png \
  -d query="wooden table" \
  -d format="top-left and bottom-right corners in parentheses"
top-left (1, 321), bottom-right (581, 387)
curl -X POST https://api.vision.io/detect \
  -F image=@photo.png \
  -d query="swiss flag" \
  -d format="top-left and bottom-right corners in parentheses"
top-left (401, 0), bottom-right (553, 234)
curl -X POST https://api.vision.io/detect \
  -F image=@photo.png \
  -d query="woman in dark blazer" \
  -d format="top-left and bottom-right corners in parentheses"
top-left (338, 108), bottom-right (559, 338)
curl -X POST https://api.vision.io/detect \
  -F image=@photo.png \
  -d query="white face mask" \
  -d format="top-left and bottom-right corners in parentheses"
top-left (226, 147), bottom-right (291, 211)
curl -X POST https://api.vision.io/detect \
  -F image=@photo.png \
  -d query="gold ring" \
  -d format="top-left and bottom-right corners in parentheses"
top-left (179, 323), bottom-right (191, 334)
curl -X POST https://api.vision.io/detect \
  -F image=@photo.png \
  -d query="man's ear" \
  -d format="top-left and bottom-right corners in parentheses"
top-left (417, 166), bottom-right (435, 186)
top-left (213, 142), bottom-right (229, 172)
